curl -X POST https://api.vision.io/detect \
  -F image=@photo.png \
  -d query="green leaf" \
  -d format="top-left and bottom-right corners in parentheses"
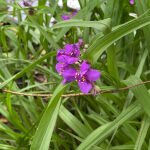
top-left (124, 76), bottom-right (150, 117)
top-left (0, 51), bottom-right (56, 89)
top-left (84, 16), bottom-right (150, 63)
top-left (30, 83), bottom-right (66, 150)
top-left (134, 115), bottom-right (150, 150)
top-left (76, 103), bottom-right (141, 150)
top-left (52, 19), bottom-right (111, 31)
top-left (59, 105), bottom-right (91, 138)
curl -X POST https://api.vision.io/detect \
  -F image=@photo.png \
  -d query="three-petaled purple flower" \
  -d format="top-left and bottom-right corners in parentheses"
top-left (56, 40), bottom-right (82, 64)
top-left (56, 61), bottom-right (101, 94)
top-left (62, 12), bottom-right (77, 20)
top-left (56, 40), bottom-right (101, 94)
top-left (129, 0), bottom-right (134, 4)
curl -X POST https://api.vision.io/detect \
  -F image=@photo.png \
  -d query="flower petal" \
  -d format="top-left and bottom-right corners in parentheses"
top-left (56, 63), bottom-right (68, 74)
top-left (65, 44), bottom-right (80, 57)
top-left (81, 61), bottom-right (90, 76)
top-left (56, 49), bottom-right (67, 62)
top-left (86, 69), bottom-right (101, 82)
top-left (78, 81), bottom-right (92, 94)
top-left (75, 39), bottom-right (83, 48)
top-left (67, 56), bottom-right (79, 64)
top-left (56, 54), bottom-right (79, 64)
top-left (62, 15), bottom-right (71, 20)
top-left (62, 67), bottom-right (76, 82)
top-left (62, 79), bottom-right (67, 84)
top-left (72, 12), bottom-right (77, 17)
top-left (56, 54), bottom-right (67, 63)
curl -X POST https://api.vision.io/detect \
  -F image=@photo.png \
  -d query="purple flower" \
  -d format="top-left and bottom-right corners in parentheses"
top-left (58, 61), bottom-right (101, 94)
top-left (130, 0), bottom-right (134, 4)
top-left (56, 63), bottom-right (76, 84)
top-left (62, 12), bottom-right (77, 20)
top-left (56, 42), bottom-right (81, 64)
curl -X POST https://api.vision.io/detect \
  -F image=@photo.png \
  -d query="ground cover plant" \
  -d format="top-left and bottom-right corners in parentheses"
top-left (1, 0), bottom-right (150, 149)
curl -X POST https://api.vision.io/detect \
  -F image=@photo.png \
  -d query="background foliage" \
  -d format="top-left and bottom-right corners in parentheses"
top-left (0, 0), bottom-right (150, 149)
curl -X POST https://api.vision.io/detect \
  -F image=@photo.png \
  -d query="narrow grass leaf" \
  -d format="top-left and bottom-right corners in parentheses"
top-left (0, 51), bottom-right (56, 89)
top-left (134, 115), bottom-right (150, 150)
top-left (52, 19), bottom-right (111, 31)
top-left (124, 76), bottom-right (150, 117)
top-left (59, 105), bottom-right (91, 138)
top-left (30, 83), bottom-right (66, 150)
top-left (84, 16), bottom-right (150, 63)
top-left (76, 103), bottom-right (141, 150)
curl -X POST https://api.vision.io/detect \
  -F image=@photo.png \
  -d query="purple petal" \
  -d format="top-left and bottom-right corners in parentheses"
top-left (81, 61), bottom-right (90, 76)
top-left (62, 67), bottom-right (77, 82)
top-left (67, 56), bottom-right (79, 64)
top-left (78, 81), bottom-right (92, 94)
top-left (62, 79), bottom-right (67, 84)
top-left (72, 12), bottom-right (77, 17)
top-left (56, 54), bottom-right (79, 64)
top-left (76, 39), bottom-right (83, 47)
top-left (65, 44), bottom-right (80, 57)
top-left (129, 0), bottom-right (134, 4)
top-left (57, 49), bottom-right (65, 54)
top-left (86, 69), bottom-right (101, 82)
top-left (65, 44), bottom-right (74, 54)
top-left (62, 15), bottom-right (71, 20)
top-left (56, 63), bottom-right (68, 74)
top-left (56, 49), bottom-right (66, 62)
top-left (56, 54), bottom-right (68, 63)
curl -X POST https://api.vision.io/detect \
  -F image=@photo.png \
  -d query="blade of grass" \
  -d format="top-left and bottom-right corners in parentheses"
top-left (0, 51), bottom-right (56, 89)
top-left (84, 16), bottom-right (150, 63)
top-left (123, 76), bottom-right (150, 117)
top-left (52, 19), bottom-right (111, 31)
top-left (134, 115), bottom-right (150, 150)
top-left (76, 103), bottom-right (141, 150)
top-left (30, 83), bottom-right (66, 150)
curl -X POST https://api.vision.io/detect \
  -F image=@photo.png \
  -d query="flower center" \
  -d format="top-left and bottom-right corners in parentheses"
top-left (75, 72), bottom-right (86, 83)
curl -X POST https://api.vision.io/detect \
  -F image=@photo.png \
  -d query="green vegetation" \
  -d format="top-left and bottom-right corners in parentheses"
top-left (0, 0), bottom-right (150, 149)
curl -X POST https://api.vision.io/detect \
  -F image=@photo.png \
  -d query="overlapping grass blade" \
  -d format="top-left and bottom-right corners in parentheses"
top-left (84, 16), bottom-right (150, 63)
top-left (134, 115), bottom-right (150, 150)
top-left (124, 76), bottom-right (150, 117)
top-left (59, 105), bottom-right (91, 138)
top-left (52, 19), bottom-right (111, 31)
top-left (0, 51), bottom-right (56, 89)
top-left (76, 103), bottom-right (141, 150)
top-left (30, 83), bottom-right (66, 150)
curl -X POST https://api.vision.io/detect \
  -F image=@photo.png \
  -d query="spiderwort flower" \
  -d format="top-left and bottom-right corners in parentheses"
top-left (56, 41), bottom-right (82, 64)
top-left (56, 63), bottom-right (77, 84)
top-left (58, 61), bottom-right (101, 94)
top-left (62, 12), bottom-right (77, 20)
top-left (129, 0), bottom-right (134, 4)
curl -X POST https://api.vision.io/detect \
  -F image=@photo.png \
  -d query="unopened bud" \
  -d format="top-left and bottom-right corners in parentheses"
top-left (84, 44), bottom-right (89, 49)
top-left (83, 48), bottom-right (86, 53)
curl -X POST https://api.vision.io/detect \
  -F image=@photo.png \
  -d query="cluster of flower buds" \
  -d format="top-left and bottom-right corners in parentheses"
top-left (56, 39), bottom-right (101, 95)
top-left (62, 12), bottom-right (77, 20)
